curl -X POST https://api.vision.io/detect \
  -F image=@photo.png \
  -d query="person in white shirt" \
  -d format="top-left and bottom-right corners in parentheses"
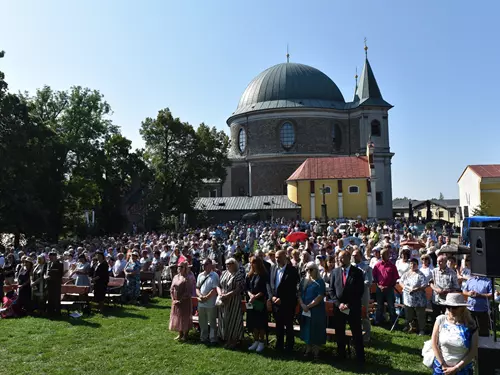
top-left (196, 258), bottom-right (220, 344)
top-left (419, 254), bottom-right (433, 285)
top-left (369, 248), bottom-right (381, 269)
top-left (113, 253), bottom-right (127, 278)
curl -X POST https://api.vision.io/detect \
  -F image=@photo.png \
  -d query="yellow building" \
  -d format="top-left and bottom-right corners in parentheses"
top-left (458, 165), bottom-right (500, 217)
top-left (286, 142), bottom-right (377, 221)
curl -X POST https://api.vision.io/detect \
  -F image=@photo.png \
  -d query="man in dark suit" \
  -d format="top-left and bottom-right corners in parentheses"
top-left (266, 249), bottom-right (299, 352)
top-left (44, 250), bottom-right (63, 317)
top-left (329, 250), bottom-right (365, 363)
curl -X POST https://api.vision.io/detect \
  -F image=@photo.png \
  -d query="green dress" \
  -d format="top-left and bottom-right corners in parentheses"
top-left (300, 278), bottom-right (327, 345)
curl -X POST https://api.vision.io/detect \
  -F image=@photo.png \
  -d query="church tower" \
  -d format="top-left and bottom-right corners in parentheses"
top-left (353, 41), bottom-right (394, 219)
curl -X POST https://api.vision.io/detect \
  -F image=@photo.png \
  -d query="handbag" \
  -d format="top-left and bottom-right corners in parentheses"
top-left (422, 315), bottom-right (446, 368)
top-left (421, 340), bottom-right (434, 368)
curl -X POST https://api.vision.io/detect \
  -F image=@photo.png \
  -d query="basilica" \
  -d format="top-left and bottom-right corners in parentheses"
top-left (202, 47), bottom-right (394, 220)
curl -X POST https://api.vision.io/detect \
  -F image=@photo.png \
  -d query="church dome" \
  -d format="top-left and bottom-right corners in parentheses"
top-left (231, 62), bottom-right (345, 118)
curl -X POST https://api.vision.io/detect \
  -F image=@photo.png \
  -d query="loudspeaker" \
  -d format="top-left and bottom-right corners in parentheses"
top-left (477, 336), bottom-right (500, 374)
top-left (470, 227), bottom-right (500, 278)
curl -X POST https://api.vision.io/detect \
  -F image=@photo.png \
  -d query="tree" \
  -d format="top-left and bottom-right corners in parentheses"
top-left (22, 85), bottom-right (120, 236)
top-left (0, 72), bottom-right (64, 242)
top-left (140, 108), bottom-right (229, 227)
top-left (98, 134), bottom-right (151, 234)
top-left (439, 192), bottom-right (444, 200)
top-left (472, 201), bottom-right (490, 216)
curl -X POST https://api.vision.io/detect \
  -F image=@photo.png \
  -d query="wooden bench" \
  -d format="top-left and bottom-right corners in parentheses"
top-left (61, 285), bottom-right (90, 314)
top-left (3, 284), bottom-right (18, 293)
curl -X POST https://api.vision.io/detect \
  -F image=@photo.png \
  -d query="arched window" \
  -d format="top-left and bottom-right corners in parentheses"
top-left (321, 186), bottom-right (331, 194)
top-left (348, 186), bottom-right (359, 194)
top-left (238, 128), bottom-right (246, 153)
top-left (371, 120), bottom-right (381, 137)
top-left (332, 123), bottom-right (341, 148)
top-left (280, 122), bottom-right (295, 150)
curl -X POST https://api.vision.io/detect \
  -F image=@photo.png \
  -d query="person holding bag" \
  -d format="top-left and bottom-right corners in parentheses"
top-left (428, 293), bottom-right (478, 374)
top-left (246, 256), bottom-right (269, 353)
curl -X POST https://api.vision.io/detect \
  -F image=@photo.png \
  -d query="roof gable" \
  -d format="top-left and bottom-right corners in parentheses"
top-left (287, 156), bottom-right (370, 181)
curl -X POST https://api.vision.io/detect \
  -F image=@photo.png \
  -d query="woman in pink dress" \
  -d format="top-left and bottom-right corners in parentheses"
top-left (169, 261), bottom-right (193, 341)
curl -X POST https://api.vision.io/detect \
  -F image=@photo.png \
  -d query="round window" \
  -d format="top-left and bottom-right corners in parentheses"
top-left (280, 122), bottom-right (295, 150)
top-left (238, 128), bottom-right (246, 153)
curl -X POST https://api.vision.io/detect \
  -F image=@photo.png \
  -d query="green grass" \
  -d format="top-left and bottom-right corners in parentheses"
top-left (0, 299), bottom-right (430, 375)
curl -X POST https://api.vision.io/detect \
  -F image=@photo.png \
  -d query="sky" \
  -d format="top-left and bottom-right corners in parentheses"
top-left (1, 0), bottom-right (499, 200)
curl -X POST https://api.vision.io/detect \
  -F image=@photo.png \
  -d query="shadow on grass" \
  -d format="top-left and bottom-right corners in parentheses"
top-left (146, 302), bottom-right (171, 310)
top-left (370, 330), bottom-right (423, 357)
top-left (104, 308), bottom-right (150, 320)
top-left (180, 331), bottom-right (426, 375)
top-left (65, 318), bottom-right (102, 328)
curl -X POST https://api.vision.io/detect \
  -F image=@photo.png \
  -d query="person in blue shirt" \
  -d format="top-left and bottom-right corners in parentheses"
top-left (463, 275), bottom-right (493, 337)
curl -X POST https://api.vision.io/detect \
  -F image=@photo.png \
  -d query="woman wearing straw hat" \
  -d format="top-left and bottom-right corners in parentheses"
top-left (430, 293), bottom-right (478, 374)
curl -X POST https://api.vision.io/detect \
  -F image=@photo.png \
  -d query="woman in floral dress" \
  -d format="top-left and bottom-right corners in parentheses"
top-left (169, 261), bottom-right (193, 341)
top-left (399, 258), bottom-right (428, 335)
top-left (123, 251), bottom-right (141, 304)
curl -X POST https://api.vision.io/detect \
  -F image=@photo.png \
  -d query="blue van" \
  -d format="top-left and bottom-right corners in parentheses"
top-left (461, 216), bottom-right (500, 245)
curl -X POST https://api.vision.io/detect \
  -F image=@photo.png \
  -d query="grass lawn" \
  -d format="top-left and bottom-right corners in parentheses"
top-left (0, 299), bottom-right (430, 375)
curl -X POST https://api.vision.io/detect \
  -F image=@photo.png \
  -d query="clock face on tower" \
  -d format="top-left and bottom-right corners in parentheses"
top-left (238, 128), bottom-right (246, 153)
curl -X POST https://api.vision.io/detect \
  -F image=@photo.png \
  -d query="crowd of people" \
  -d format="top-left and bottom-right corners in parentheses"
top-left (0, 218), bottom-right (495, 373)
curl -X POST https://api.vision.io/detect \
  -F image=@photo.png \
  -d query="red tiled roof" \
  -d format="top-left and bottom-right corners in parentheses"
top-left (287, 156), bottom-right (370, 181)
top-left (469, 165), bottom-right (500, 178)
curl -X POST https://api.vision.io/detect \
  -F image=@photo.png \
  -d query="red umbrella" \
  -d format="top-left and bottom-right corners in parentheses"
top-left (286, 231), bottom-right (308, 243)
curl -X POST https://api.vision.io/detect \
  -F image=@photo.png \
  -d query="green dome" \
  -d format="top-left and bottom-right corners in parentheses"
top-left (232, 62), bottom-right (345, 117)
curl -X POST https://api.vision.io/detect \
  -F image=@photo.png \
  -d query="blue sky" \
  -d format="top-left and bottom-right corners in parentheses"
top-left (1, 0), bottom-right (499, 200)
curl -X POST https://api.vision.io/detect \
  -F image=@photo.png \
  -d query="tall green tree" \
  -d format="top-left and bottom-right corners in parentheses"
top-left (98, 134), bottom-right (151, 234)
top-left (23, 85), bottom-right (119, 236)
top-left (140, 108), bottom-right (229, 226)
top-left (0, 72), bottom-right (64, 242)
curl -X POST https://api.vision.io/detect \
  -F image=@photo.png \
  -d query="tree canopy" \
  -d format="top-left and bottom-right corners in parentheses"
top-left (0, 71), bottom-right (229, 242)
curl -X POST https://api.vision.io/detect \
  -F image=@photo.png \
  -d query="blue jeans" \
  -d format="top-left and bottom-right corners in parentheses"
top-left (375, 287), bottom-right (397, 324)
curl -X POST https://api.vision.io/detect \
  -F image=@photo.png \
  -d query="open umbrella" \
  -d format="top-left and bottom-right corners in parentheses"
top-left (400, 239), bottom-right (425, 250)
top-left (286, 231), bottom-right (308, 243)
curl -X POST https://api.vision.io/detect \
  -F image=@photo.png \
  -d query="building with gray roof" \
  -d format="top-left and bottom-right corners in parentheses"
top-left (216, 44), bottom-right (394, 219)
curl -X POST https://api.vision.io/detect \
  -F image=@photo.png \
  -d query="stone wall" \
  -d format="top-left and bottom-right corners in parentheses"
top-left (230, 165), bottom-right (249, 196)
top-left (251, 161), bottom-right (304, 196)
top-left (229, 114), bottom-right (361, 157)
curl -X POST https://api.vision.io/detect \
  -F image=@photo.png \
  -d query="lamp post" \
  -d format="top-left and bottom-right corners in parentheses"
top-left (319, 184), bottom-right (328, 224)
